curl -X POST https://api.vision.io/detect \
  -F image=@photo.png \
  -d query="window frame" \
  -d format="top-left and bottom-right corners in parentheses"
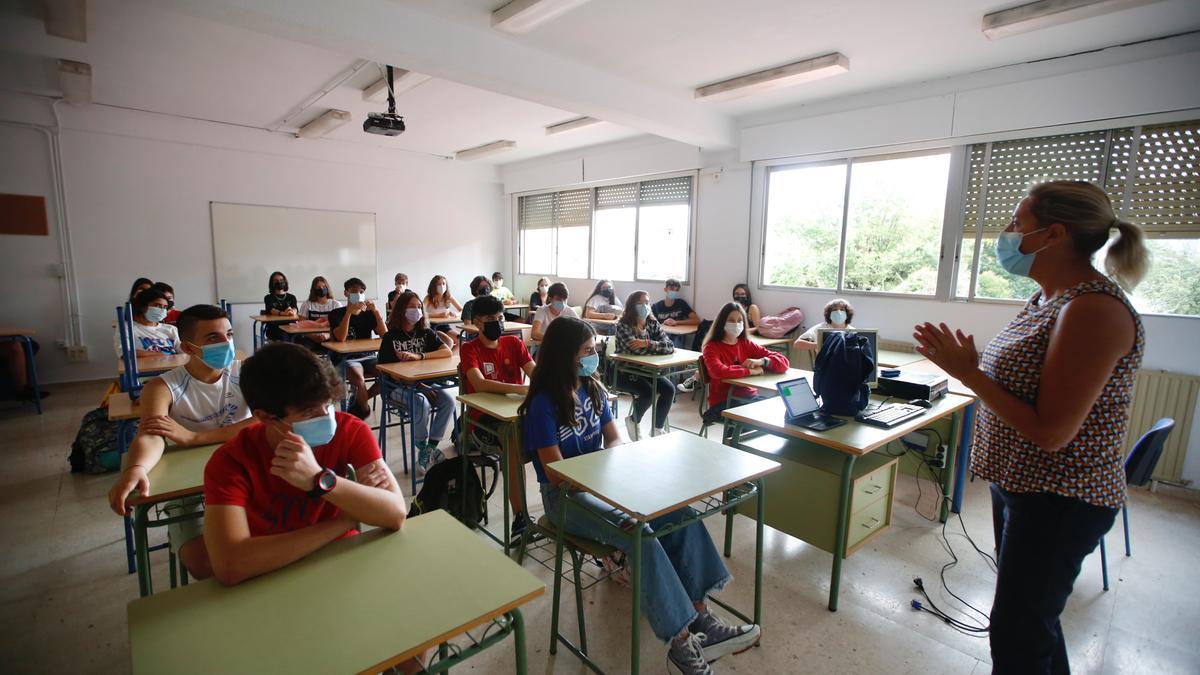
top-left (513, 170), bottom-right (698, 285)
top-left (756, 147), bottom-right (958, 299)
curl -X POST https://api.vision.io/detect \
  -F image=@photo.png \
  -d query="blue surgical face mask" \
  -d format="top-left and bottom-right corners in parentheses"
top-left (291, 405), bottom-right (337, 448)
top-left (348, 291), bottom-right (366, 304)
top-left (144, 306), bottom-right (168, 323)
top-left (193, 340), bottom-right (234, 370)
top-left (830, 310), bottom-right (847, 325)
top-left (635, 303), bottom-right (651, 319)
top-left (666, 290), bottom-right (680, 300)
top-left (994, 228), bottom-right (1049, 278)
top-left (551, 300), bottom-right (566, 312)
top-left (577, 352), bottom-right (600, 377)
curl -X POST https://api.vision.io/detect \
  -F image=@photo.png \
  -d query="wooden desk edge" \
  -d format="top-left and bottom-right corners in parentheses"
top-left (361, 585), bottom-right (545, 675)
top-left (546, 463), bottom-right (782, 522)
top-left (127, 484), bottom-right (205, 507)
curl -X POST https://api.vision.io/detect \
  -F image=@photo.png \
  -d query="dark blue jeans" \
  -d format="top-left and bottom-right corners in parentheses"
top-left (989, 484), bottom-right (1118, 675)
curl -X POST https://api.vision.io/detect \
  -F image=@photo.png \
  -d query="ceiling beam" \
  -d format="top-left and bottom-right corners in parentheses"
top-left (152, 0), bottom-right (736, 149)
top-left (492, 0), bottom-right (594, 35)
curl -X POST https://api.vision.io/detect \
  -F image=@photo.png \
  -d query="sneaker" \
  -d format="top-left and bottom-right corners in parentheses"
top-left (667, 632), bottom-right (713, 675)
top-left (416, 444), bottom-right (431, 473)
top-left (509, 511), bottom-right (529, 544)
top-left (676, 376), bottom-right (697, 393)
top-left (625, 414), bottom-right (641, 441)
top-left (427, 444), bottom-right (446, 467)
top-left (689, 609), bottom-right (761, 662)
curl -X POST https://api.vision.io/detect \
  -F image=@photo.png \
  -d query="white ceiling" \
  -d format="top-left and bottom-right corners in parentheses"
top-left (2, 0), bottom-right (1197, 165)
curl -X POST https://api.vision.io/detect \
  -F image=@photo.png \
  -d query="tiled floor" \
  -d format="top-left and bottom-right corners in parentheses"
top-left (2, 381), bottom-right (1199, 674)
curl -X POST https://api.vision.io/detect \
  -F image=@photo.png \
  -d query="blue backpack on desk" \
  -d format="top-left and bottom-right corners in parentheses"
top-left (813, 331), bottom-right (875, 416)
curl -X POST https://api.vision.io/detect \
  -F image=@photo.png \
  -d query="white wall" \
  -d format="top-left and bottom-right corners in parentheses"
top-left (0, 93), bottom-right (504, 383)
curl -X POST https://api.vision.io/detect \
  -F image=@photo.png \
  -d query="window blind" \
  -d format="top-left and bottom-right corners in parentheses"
top-left (518, 193), bottom-right (554, 230)
top-left (554, 188), bottom-right (593, 227)
top-left (595, 182), bottom-right (637, 210)
top-left (639, 176), bottom-right (692, 205)
top-left (1118, 121), bottom-right (1200, 238)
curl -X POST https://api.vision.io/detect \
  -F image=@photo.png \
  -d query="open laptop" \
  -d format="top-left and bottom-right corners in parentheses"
top-left (776, 376), bottom-right (847, 431)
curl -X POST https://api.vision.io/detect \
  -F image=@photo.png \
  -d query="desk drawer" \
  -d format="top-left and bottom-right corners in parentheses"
top-left (851, 459), bottom-right (897, 514)
top-left (846, 495), bottom-right (890, 552)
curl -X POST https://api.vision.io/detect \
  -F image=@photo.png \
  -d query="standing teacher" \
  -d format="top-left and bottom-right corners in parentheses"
top-left (913, 180), bottom-right (1149, 675)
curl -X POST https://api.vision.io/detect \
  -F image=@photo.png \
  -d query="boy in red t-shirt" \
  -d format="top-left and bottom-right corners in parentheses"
top-left (203, 342), bottom-right (407, 588)
top-left (458, 295), bottom-right (535, 541)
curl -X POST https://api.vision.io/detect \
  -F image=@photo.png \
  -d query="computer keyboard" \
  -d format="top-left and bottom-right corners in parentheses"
top-left (856, 403), bottom-right (925, 428)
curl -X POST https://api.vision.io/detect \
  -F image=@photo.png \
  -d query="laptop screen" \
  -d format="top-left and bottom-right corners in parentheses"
top-left (777, 377), bottom-right (820, 418)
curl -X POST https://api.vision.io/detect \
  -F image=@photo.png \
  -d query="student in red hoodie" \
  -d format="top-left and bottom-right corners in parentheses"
top-left (701, 302), bottom-right (789, 426)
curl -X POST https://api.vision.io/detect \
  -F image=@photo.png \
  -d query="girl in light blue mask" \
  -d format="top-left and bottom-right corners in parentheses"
top-left (115, 287), bottom-right (182, 358)
top-left (613, 290), bottom-right (676, 439)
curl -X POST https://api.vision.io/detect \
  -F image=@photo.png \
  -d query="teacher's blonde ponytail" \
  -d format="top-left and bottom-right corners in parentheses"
top-left (1027, 181), bottom-right (1151, 290)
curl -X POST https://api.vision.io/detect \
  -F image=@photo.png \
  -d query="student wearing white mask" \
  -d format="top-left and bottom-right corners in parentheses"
top-left (423, 274), bottom-right (462, 319)
top-left (701, 302), bottom-right (789, 426)
top-left (385, 272), bottom-right (409, 316)
top-left (529, 276), bottom-right (551, 311)
top-left (793, 298), bottom-right (855, 351)
top-left (114, 287), bottom-right (181, 358)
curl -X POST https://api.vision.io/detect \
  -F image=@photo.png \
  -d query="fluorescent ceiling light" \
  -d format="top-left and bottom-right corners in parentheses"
top-left (57, 59), bottom-right (91, 105)
top-left (492, 0), bottom-right (594, 34)
top-left (694, 52), bottom-right (849, 102)
top-left (362, 69), bottom-right (431, 102)
top-left (43, 0), bottom-right (87, 42)
top-left (297, 109), bottom-right (350, 139)
top-left (455, 140), bottom-right (516, 161)
top-left (982, 0), bottom-right (1166, 40)
top-left (545, 116), bottom-right (601, 135)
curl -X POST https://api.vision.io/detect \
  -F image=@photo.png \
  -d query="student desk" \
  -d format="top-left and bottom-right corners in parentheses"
top-left (375, 355), bottom-right (461, 492)
top-left (321, 338), bottom-right (381, 409)
top-left (504, 301), bottom-right (530, 318)
top-left (279, 322), bottom-right (330, 341)
top-left (748, 331), bottom-right (792, 356)
top-left (249, 314), bottom-right (297, 350)
top-left (610, 349), bottom-right (701, 432)
top-left (127, 510), bottom-right (544, 675)
top-left (661, 323), bottom-right (698, 338)
top-left (124, 443), bottom-right (221, 597)
top-left (456, 392), bottom-right (523, 556)
top-left (428, 316), bottom-right (463, 326)
top-left (721, 392), bottom-right (972, 611)
top-left (724, 367), bottom-right (813, 397)
top-left (459, 320), bottom-right (533, 339)
top-left (545, 433), bottom-right (780, 674)
top-left (0, 327), bottom-right (42, 414)
top-left (893, 358), bottom-right (979, 511)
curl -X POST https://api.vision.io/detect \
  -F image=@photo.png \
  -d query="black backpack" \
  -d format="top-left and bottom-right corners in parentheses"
top-left (813, 331), bottom-right (875, 416)
top-left (409, 456), bottom-right (490, 526)
top-left (68, 407), bottom-right (129, 474)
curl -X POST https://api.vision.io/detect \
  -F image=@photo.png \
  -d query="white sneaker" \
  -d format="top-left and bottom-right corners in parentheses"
top-left (625, 414), bottom-right (641, 441)
top-left (652, 427), bottom-right (667, 437)
top-left (689, 608), bottom-right (761, 662)
top-left (676, 376), bottom-right (697, 393)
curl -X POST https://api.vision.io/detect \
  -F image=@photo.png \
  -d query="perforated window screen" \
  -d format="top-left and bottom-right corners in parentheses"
top-left (595, 182), bottom-right (637, 210)
top-left (639, 176), bottom-right (693, 206)
top-left (1118, 122), bottom-right (1200, 238)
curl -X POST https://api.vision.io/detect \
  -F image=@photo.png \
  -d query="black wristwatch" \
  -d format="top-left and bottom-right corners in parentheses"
top-left (307, 467), bottom-right (337, 498)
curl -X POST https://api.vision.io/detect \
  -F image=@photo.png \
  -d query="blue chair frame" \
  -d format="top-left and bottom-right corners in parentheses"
top-left (1099, 417), bottom-right (1175, 591)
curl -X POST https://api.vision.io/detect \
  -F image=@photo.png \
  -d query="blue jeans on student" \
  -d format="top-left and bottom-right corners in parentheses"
top-left (389, 384), bottom-right (455, 445)
top-left (989, 484), bottom-right (1118, 675)
top-left (541, 483), bottom-right (731, 643)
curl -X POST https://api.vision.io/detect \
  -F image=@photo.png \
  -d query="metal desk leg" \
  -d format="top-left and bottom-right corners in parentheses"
top-left (940, 409), bottom-right (962, 523)
top-left (548, 486), bottom-right (568, 656)
top-left (134, 504), bottom-right (153, 597)
top-left (20, 337), bottom-right (41, 414)
top-left (410, 386), bottom-right (420, 495)
top-left (754, 477), bottom-right (765, 625)
top-left (723, 421), bottom-right (743, 558)
top-left (510, 609), bottom-right (528, 675)
top-left (501, 423), bottom-right (512, 557)
top-left (123, 515), bottom-right (136, 574)
top-left (631, 519), bottom-right (643, 675)
top-left (828, 454), bottom-right (856, 612)
top-left (951, 403), bottom-right (974, 514)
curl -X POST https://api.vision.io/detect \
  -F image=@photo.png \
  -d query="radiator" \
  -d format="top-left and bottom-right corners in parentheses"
top-left (1125, 369), bottom-right (1200, 483)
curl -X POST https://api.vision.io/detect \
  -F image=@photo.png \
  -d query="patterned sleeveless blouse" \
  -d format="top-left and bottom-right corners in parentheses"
top-left (970, 278), bottom-right (1143, 509)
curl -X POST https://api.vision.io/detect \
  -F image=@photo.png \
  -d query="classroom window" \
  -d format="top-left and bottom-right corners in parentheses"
top-left (762, 150), bottom-right (951, 295)
top-left (956, 120), bottom-right (1200, 317)
top-left (517, 174), bottom-right (694, 282)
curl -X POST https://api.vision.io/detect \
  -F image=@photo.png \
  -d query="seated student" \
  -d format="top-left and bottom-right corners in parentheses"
top-left (385, 272), bottom-right (409, 317)
top-left (327, 278), bottom-right (387, 419)
top-left (106, 304), bottom-right (255, 578)
top-left (459, 294), bottom-right (536, 539)
top-left (262, 271), bottom-right (298, 342)
top-left (614, 291), bottom-right (676, 440)
top-left (152, 282), bottom-right (181, 325)
top-left (203, 342), bottom-right (407, 589)
top-left (523, 316), bottom-right (760, 673)
top-left (529, 276), bottom-right (550, 312)
top-left (530, 282), bottom-right (578, 342)
top-left (702, 302), bottom-right (789, 426)
top-left (490, 271), bottom-right (522, 321)
top-left (296, 276), bottom-right (342, 347)
top-left (423, 275), bottom-right (462, 320)
top-left (793, 298), bottom-right (855, 351)
top-left (128, 277), bottom-right (153, 303)
top-left (732, 284), bottom-right (761, 329)
top-left (460, 274), bottom-right (494, 326)
top-left (379, 291), bottom-right (455, 472)
top-left (654, 278), bottom-right (703, 391)
top-left (114, 288), bottom-right (181, 358)
top-left (583, 279), bottom-right (623, 323)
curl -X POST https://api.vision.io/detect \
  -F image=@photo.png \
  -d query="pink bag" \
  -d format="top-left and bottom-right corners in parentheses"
top-left (756, 307), bottom-right (805, 338)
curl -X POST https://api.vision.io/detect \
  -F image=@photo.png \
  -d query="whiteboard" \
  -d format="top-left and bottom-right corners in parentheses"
top-left (211, 202), bottom-right (377, 304)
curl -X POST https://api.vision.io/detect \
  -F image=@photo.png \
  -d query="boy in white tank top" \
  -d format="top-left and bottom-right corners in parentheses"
top-left (107, 304), bottom-right (254, 579)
